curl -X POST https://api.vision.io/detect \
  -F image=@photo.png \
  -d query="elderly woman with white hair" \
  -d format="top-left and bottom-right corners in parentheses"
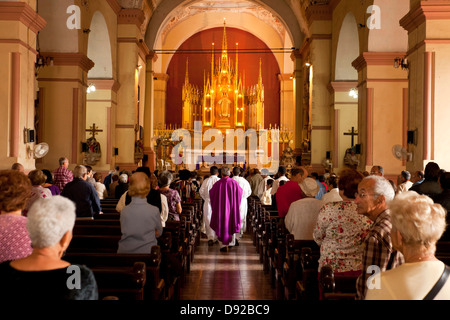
top-left (0, 196), bottom-right (98, 300)
top-left (365, 191), bottom-right (449, 300)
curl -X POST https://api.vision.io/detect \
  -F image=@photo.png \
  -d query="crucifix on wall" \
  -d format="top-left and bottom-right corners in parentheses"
top-left (86, 123), bottom-right (103, 138)
top-left (344, 126), bottom-right (358, 147)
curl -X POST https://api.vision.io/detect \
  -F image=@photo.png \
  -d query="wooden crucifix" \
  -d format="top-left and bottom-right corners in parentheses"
top-left (344, 126), bottom-right (358, 147)
top-left (86, 123), bottom-right (103, 138)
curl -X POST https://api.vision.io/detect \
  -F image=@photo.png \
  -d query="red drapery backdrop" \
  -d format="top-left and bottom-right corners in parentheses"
top-left (165, 27), bottom-right (280, 129)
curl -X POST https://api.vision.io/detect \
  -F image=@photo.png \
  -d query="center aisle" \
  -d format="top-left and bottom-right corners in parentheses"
top-left (180, 233), bottom-right (277, 300)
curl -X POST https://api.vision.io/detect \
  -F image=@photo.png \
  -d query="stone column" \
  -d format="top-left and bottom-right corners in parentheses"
top-left (400, 1), bottom-right (450, 171)
top-left (115, 8), bottom-right (145, 172)
top-left (0, 2), bottom-right (46, 170)
top-left (278, 73), bottom-right (295, 133)
top-left (153, 72), bottom-right (169, 130)
top-left (290, 49), bottom-right (305, 161)
top-left (37, 53), bottom-right (94, 171)
top-left (143, 52), bottom-right (158, 171)
top-left (352, 52), bottom-right (408, 176)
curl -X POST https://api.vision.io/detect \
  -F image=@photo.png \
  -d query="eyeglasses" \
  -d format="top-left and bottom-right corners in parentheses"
top-left (354, 192), bottom-right (376, 199)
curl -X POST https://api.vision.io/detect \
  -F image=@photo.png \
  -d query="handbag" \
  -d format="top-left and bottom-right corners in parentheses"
top-left (423, 265), bottom-right (450, 300)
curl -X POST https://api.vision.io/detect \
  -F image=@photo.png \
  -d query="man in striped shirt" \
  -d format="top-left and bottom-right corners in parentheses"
top-left (53, 157), bottom-right (73, 192)
top-left (354, 175), bottom-right (404, 300)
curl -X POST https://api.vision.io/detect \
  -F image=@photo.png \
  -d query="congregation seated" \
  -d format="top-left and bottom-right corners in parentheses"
top-left (409, 161), bottom-right (442, 198)
top-left (117, 172), bottom-right (163, 254)
top-left (271, 166), bottom-right (289, 196)
top-left (61, 165), bottom-right (102, 218)
top-left (114, 173), bottom-right (129, 199)
top-left (276, 167), bottom-right (308, 218)
top-left (0, 196), bottom-right (98, 300)
top-left (0, 170), bottom-right (32, 263)
top-left (285, 177), bottom-right (323, 240)
top-left (432, 172), bottom-right (450, 237)
top-left (42, 169), bottom-right (61, 196)
top-left (321, 174), bottom-right (342, 203)
top-left (365, 191), bottom-right (450, 300)
top-left (396, 170), bottom-right (413, 195)
top-left (108, 174), bottom-right (119, 197)
top-left (23, 169), bottom-right (52, 216)
top-left (158, 170), bottom-right (182, 221)
top-left (313, 169), bottom-right (372, 281)
top-left (116, 166), bottom-right (168, 227)
top-left (93, 172), bottom-right (108, 200)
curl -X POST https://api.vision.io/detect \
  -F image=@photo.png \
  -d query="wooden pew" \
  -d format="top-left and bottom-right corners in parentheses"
top-left (89, 261), bottom-right (146, 300)
top-left (318, 264), bottom-right (358, 300)
top-left (68, 234), bottom-right (121, 253)
top-left (157, 230), bottom-right (183, 300)
top-left (73, 224), bottom-right (121, 236)
top-left (281, 234), bottom-right (320, 300)
top-left (295, 247), bottom-right (319, 300)
top-left (64, 246), bottom-right (165, 300)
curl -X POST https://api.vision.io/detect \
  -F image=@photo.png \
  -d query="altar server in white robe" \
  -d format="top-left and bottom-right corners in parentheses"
top-left (199, 166), bottom-right (220, 246)
top-left (232, 167), bottom-right (252, 240)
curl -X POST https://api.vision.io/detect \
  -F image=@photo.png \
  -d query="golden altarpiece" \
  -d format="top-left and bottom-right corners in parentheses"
top-left (181, 23), bottom-right (264, 132)
top-left (154, 23), bottom-right (293, 171)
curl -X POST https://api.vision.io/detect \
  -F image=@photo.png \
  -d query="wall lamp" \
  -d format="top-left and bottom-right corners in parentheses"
top-left (86, 83), bottom-right (96, 93)
top-left (394, 57), bottom-right (409, 70)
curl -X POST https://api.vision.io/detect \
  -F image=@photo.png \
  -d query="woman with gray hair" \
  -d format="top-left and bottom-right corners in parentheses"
top-left (0, 196), bottom-right (98, 300)
top-left (365, 191), bottom-right (449, 300)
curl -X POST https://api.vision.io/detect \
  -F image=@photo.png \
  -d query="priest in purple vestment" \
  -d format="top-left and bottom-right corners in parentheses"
top-left (209, 166), bottom-right (243, 252)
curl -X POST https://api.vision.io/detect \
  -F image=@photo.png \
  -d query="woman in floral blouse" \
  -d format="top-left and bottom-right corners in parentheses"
top-left (313, 168), bottom-right (372, 276)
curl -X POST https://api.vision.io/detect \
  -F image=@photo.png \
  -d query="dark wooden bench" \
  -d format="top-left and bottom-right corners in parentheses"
top-left (281, 234), bottom-right (320, 300)
top-left (318, 264), bottom-right (358, 300)
top-left (65, 246), bottom-right (165, 300)
top-left (68, 234), bottom-right (121, 253)
top-left (90, 261), bottom-right (146, 300)
top-left (73, 224), bottom-right (121, 236)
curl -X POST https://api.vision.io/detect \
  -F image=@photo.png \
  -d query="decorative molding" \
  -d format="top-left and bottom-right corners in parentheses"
top-left (0, 39), bottom-right (38, 55)
top-left (36, 78), bottom-right (86, 86)
top-left (153, 73), bottom-right (170, 81)
top-left (118, 8), bottom-right (145, 28)
top-left (115, 124), bottom-right (135, 129)
top-left (0, 2), bottom-right (47, 34)
top-left (400, 1), bottom-right (450, 33)
top-left (106, 0), bottom-right (122, 15)
top-left (312, 126), bottom-right (331, 130)
top-left (41, 52), bottom-right (95, 73)
top-left (352, 52), bottom-right (407, 72)
top-left (305, 5), bottom-right (332, 25)
top-left (89, 79), bottom-right (121, 92)
top-left (117, 37), bottom-right (149, 60)
top-left (329, 81), bottom-right (358, 93)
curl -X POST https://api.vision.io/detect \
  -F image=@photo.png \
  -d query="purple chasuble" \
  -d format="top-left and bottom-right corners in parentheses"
top-left (209, 176), bottom-right (243, 245)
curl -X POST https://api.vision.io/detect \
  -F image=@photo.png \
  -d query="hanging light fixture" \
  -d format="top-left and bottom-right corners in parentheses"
top-left (349, 88), bottom-right (358, 99)
top-left (394, 57), bottom-right (409, 70)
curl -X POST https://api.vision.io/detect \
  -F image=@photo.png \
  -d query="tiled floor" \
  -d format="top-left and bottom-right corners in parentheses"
top-left (180, 233), bottom-right (277, 300)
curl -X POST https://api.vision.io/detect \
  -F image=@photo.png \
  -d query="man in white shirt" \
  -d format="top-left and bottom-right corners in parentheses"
top-left (199, 166), bottom-right (220, 246)
top-left (232, 167), bottom-right (252, 242)
top-left (321, 174), bottom-right (343, 203)
top-left (396, 170), bottom-right (413, 195)
top-left (256, 168), bottom-right (271, 200)
top-left (271, 166), bottom-right (289, 195)
top-left (285, 177), bottom-right (323, 240)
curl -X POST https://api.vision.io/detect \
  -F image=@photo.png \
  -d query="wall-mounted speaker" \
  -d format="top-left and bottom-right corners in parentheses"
top-left (326, 151), bottom-right (331, 159)
top-left (354, 144), bottom-right (361, 154)
top-left (407, 130), bottom-right (417, 145)
top-left (114, 148), bottom-right (119, 156)
top-left (81, 142), bottom-right (88, 153)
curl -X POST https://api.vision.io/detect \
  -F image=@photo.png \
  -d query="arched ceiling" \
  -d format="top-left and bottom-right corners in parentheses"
top-left (144, 0), bottom-right (306, 50)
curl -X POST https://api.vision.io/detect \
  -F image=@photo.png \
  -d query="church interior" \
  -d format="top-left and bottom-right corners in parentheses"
top-left (2, 0), bottom-right (450, 304)
top-left (3, 0), bottom-right (449, 178)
